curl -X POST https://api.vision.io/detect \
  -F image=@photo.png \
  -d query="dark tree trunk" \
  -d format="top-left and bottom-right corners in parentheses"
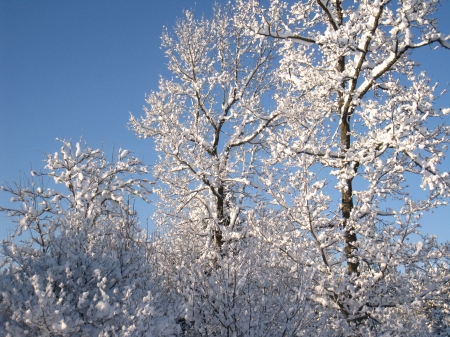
top-left (214, 185), bottom-right (229, 249)
top-left (336, 0), bottom-right (359, 275)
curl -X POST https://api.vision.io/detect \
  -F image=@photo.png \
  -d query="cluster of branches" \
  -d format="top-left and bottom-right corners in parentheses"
top-left (1, 0), bottom-right (450, 336)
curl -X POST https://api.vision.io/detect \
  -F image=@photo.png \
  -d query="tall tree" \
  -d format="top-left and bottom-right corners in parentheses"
top-left (130, 5), bottom-right (277, 253)
top-left (130, 6), bottom-right (317, 335)
top-left (236, 0), bottom-right (450, 334)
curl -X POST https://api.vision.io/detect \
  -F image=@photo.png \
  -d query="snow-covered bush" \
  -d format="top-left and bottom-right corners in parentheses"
top-left (150, 220), bottom-right (317, 336)
top-left (0, 140), bottom-right (178, 336)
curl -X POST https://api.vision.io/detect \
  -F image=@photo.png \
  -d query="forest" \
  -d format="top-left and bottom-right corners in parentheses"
top-left (1, 0), bottom-right (450, 335)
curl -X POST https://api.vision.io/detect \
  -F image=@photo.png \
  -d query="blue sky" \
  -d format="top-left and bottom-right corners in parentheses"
top-left (0, 0), bottom-right (227, 238)
top-left (1, 0), bottom-right (449, 242)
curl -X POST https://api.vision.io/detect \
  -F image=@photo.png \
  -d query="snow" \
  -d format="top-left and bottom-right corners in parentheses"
top-left (2, 1), bottom-right (450, 335)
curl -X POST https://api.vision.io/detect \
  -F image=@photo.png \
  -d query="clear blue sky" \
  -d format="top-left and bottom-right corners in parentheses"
top-left (1, 0), bottom-right (449, 241)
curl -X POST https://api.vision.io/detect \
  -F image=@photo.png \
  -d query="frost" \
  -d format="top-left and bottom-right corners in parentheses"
top-left (2, 1), bottom-right (450, 335)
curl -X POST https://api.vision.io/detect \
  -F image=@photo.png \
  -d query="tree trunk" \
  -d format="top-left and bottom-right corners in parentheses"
top-left (214, 185), bottom-right (228, 249)
top-left (335, 1), bottom-right (359, 273)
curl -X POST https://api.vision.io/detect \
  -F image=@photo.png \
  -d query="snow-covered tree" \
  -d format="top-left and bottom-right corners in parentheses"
top-left (0, 140), bottom-right (177, 336)
top-left (130, 5), bottom-right (316, 335)
top-left (130, 5), bottom-right (278, 252)
top-left (234, 0), bottom-right (450, 334)
top-left (149, 220), bottom-right (316, 336)
top-left (2, 0), bottom-right (450, 335)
